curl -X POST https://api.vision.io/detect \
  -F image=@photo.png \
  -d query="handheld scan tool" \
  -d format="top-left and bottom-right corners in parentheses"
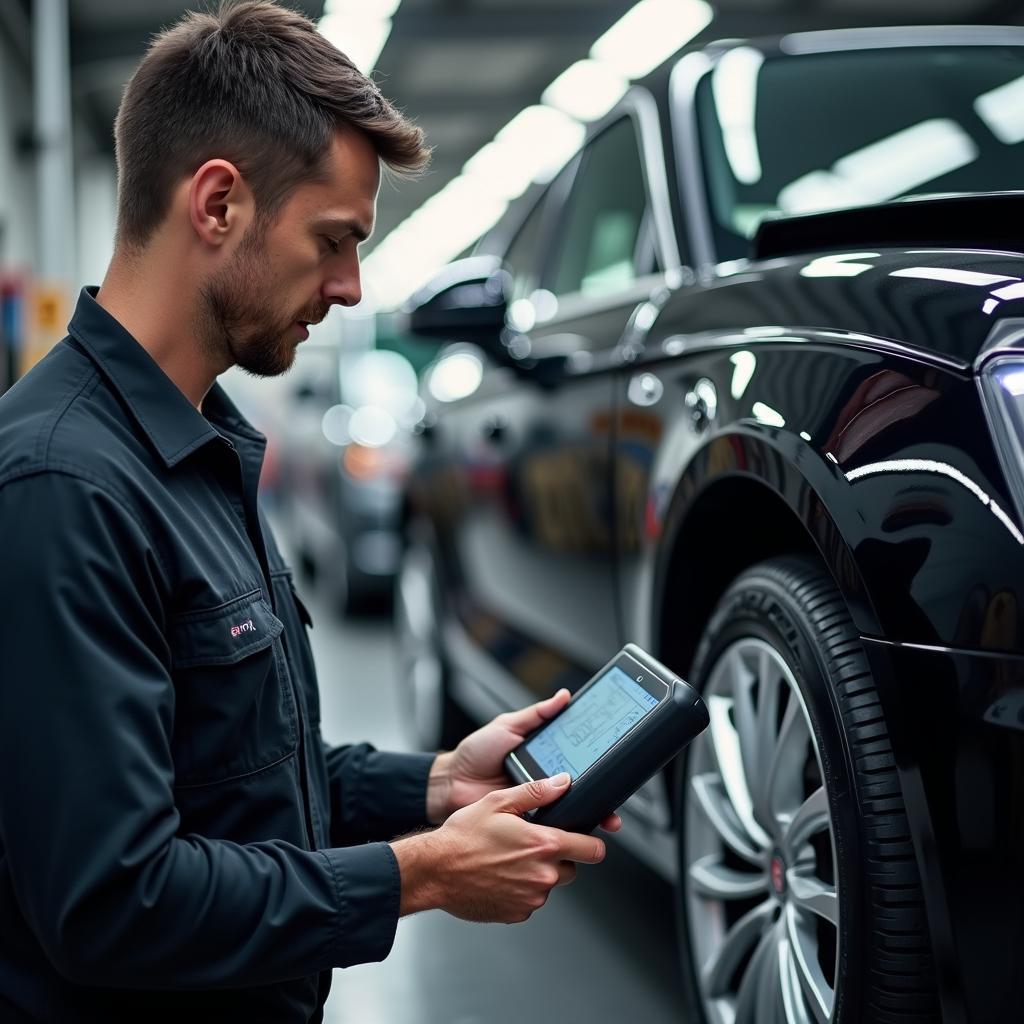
top-left (505, 644), bottom-right (710, 834)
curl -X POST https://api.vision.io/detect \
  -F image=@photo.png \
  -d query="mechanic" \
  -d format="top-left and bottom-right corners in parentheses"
top-left (0, 3), bottom-right (617, 1020)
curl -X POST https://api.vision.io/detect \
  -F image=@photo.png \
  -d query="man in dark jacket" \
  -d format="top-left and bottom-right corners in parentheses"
top-left (0, 3), bottom-right (615, 1020)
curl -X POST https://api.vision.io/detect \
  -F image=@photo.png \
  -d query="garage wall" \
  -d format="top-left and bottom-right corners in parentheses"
top-left (0, 21), bottom-right (38, 273)
top-left (0, 9), bottom-right (118, 287)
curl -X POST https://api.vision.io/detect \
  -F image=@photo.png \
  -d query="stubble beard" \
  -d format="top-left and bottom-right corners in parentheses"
top-left (199, 224), bottom-right (327, 379)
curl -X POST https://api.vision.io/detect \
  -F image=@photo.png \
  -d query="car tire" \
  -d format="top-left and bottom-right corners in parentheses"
top-left (676, 555), bottom-right (937, 1024)
top-left (394, 528), bottom-right (473, 751)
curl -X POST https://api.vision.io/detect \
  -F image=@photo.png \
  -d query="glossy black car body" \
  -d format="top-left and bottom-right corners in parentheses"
top-left (400, 26), bottom-right (1024, 1024)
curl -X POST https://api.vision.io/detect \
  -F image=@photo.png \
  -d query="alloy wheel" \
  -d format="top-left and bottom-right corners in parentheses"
top-left (683, 637), bottom-right (839, 1024)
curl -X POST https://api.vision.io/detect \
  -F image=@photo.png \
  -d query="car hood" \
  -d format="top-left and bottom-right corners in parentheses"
top-left (655, 242), bottom-right (1024, 369)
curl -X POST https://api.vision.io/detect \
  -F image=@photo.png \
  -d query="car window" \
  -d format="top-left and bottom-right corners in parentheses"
top-left (696, 45), bottom-right (1024, 260)
top-left (549, 117), bottom-right (651, 299)
top-left (504, 194), bottom-right (548, 302)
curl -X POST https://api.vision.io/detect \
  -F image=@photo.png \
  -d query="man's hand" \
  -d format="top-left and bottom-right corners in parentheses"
top-left (425, 689), bottom-right (621, 833)
top-left (393, 774), bottom-right (607, 923)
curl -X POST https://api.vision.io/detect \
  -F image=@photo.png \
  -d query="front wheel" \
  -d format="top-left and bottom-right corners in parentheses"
top-left (676, 556), bottom-right (937, 1024)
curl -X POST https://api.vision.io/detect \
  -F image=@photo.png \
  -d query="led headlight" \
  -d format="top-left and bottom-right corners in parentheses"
top-left (980, 356), bottom-right (1024, 526)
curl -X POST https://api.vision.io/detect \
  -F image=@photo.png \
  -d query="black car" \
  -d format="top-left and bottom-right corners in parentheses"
top-left (277, 323), bottom-right (421, 614)
top-left (396, 25), bottom-right (1024, 1024)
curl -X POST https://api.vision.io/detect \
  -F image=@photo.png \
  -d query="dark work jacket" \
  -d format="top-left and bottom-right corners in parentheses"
top-left (0, 288), bottom-right (435, 1022)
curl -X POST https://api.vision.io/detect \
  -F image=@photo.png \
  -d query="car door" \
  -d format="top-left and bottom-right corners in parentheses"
top-left (446, 99), bottom-right (682, 710)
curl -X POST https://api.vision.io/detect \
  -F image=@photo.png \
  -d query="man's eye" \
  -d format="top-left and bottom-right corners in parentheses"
top-left (323, 236), bottom-right (341, 254)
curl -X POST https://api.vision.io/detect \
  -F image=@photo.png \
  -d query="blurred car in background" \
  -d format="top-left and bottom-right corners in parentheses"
top-left (276, 312), bottom-right (425, 615)
top-left (395, 25), bottom-right (1024, 1024)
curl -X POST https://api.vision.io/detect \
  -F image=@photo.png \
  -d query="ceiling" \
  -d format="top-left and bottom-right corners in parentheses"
top-left (42, 0), bottom-right (1024, 254)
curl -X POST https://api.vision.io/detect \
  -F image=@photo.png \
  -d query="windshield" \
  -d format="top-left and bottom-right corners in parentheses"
top-left (696, 45), bottom-right (1024, 261)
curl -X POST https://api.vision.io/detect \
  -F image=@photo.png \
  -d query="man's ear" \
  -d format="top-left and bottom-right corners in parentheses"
top-left (188, 159), bottom-right (252, 247)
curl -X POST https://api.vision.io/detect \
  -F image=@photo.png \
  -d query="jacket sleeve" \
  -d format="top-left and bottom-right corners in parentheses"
top-left (0, 471), bottom-right (401, 989)
top-left (323, 742), bottom-right (435, 845)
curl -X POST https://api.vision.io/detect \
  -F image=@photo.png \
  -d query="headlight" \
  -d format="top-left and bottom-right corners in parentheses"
top-left (980, 356), bottom-right (1024, 524)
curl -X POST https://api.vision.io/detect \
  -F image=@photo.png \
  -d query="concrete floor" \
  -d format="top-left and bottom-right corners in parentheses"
top-left (300, 592), bottom-right (687, 1024)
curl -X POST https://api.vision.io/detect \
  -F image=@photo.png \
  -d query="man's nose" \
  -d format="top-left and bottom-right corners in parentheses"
top-left (323, 266), bottom-right (362, 309)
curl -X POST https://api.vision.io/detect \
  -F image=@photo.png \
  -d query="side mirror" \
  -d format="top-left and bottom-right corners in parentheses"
top-left (402, 256), bottom-right (518, 367)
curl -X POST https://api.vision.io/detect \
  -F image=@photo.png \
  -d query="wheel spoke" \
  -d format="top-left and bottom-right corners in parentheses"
top-left (785, 904), bottom-right (833, 1023)
top-left (766, 695), bottom-right (810, 828)
top-left (702, 899), bottom-right (775, 998)
top-left (779, 936), bottom-right (814, 1024)
top-left (752, 653), bottom-right (783, 831)
top-left (732, 923), bottom-right (780, 1024)
top-left (788, 872), bottom-right (838, 927)
top-left (689, 854), bottom-right (769, 901)
top-left (784, 786), bottom-right (830, 855)
top-left (729, 651), bottom-right (764, 828)
top-left (707, 694), bottom-right (772, 850)
top-left (690, 772), bottom-right (763, 865)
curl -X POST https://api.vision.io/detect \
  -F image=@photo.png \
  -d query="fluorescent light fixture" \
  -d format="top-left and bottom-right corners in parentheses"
top-left (542, 59), bottom-right (628, 122)
top-left (318, 12), bottom-right (392, 74)
top-left (752, 401), bottom-right (785, 428)
top-left (324, 0), bottom-right (400, 15)
top-left (360, 0), bottom-right (718, 309)
top-left (800, 431), bottom-right (812, 441)
top-left (362, 177), bottom-right (510, 309)
top-left (496, 105), bottom-right (586, 184)
top-left (975, 73), bottom-right (1024, 145)
top-left (463, 141), bottom-right (536, 202)
top-left (712, 46), bottom-right (764, 185)
top-left (779, 119), bottom-right (978, 215)
top-left (420, 175), bottom-right (510, 253)
top-left (729, 350), bottom-right (756, 399)
top-left (591, 0), bottom-right (712, 80)
top-left (889, 267), bottom-right (1019, 287)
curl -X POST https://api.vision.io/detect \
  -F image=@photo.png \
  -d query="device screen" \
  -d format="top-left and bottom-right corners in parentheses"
top-left (524, 665), bottom-right (662, 780)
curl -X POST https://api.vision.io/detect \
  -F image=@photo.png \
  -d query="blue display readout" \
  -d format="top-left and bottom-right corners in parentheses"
top-left (525, 665), bottom-right (661, 780)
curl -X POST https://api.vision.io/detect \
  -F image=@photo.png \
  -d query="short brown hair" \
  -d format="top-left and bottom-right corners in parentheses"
top-left (113, 0), bottom-right (429, 248)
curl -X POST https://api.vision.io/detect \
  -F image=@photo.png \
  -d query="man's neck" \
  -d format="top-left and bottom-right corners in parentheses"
top-left (96, 245), bottom-right (226, 410)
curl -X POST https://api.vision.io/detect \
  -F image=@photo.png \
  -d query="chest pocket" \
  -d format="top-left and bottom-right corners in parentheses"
top-left (169, 588), bottom-right (297, 788)
top-left (270, 569), bottom-right (321, 730)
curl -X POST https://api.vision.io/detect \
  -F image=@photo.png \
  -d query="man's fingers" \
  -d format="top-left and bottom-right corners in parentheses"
top-left (555, 831), bottom-right (606, 865)
top-left (497, 773), bottom-right (571, 815)
top-left (499, 689), bottom-right (571, 736)
top-left (599, 812), bottom-right (622, 833)
top-left (555, 862), bottom-right (577, 887)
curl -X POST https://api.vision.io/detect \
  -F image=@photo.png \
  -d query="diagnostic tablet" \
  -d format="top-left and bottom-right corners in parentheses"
top-left (504, 644), bottom-right (709, 834)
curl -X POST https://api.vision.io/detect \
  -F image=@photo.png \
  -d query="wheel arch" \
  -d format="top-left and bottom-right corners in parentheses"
top-left (652, 430), bottom-right (880, 679)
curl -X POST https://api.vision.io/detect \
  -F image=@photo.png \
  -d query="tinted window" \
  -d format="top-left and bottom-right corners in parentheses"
top-left (504, 194), bottom-right (548, 302)
top-left (696, 46), bottom-right (1024, 260)
top-left (550, 118), bottom-right (650, 298)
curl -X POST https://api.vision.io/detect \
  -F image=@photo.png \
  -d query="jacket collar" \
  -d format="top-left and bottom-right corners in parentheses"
top-left (67, 287), bottom-right (263, 467)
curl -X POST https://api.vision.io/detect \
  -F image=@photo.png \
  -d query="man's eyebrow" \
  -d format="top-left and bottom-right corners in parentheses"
top-left (317, 216), bottom-right (373, 243)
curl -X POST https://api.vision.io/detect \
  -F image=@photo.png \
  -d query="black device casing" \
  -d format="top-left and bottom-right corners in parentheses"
top-left (504, 644), bottom-right (710, 834)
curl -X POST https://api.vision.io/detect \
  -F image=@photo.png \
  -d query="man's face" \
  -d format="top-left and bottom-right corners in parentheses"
top-left (201, 128), bottom-right (380, 377)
